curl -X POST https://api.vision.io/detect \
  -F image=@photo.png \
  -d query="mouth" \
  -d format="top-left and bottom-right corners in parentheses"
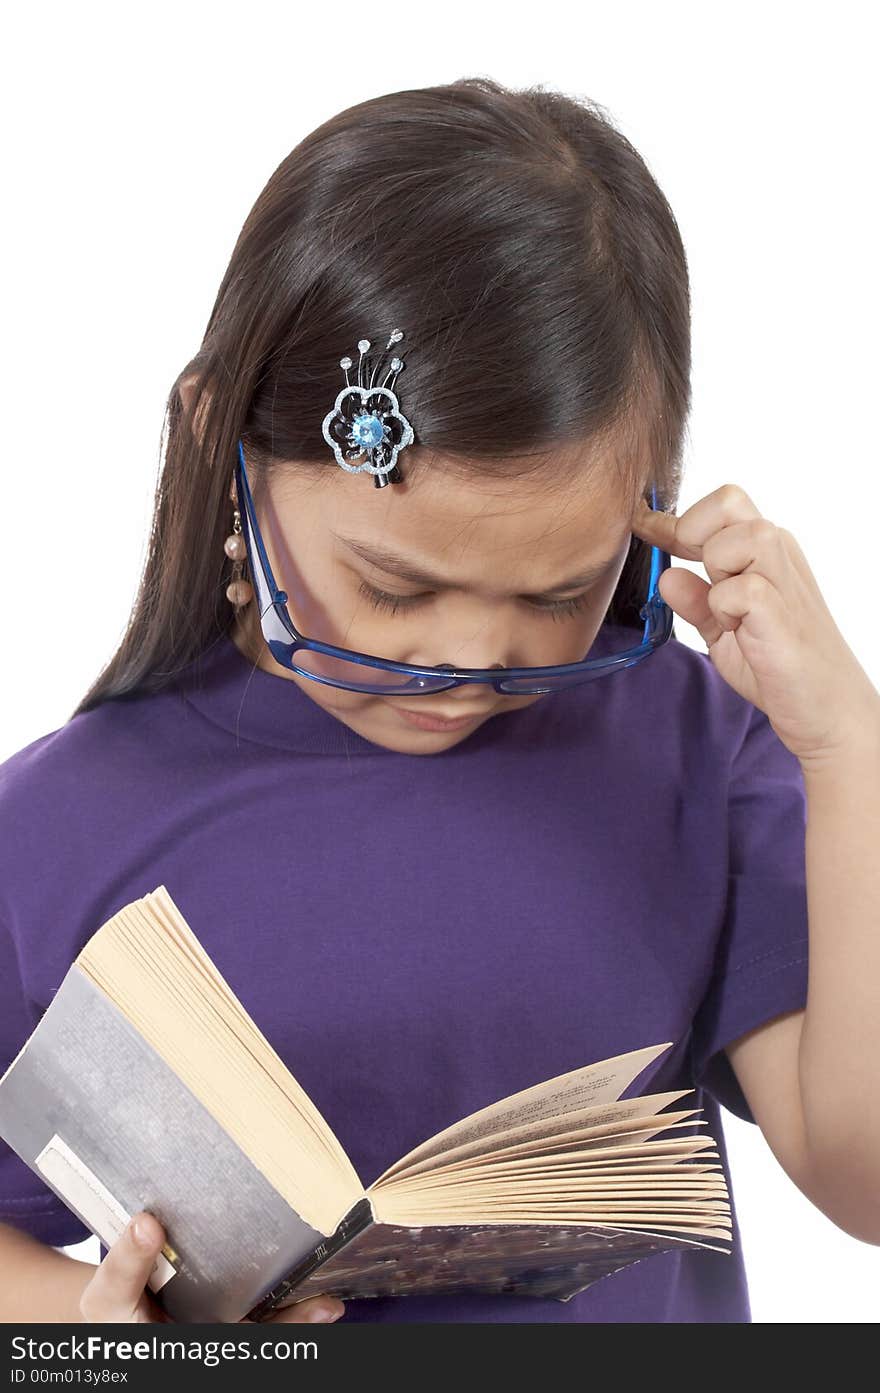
top-left (392, 705), bottom-right (490, 732)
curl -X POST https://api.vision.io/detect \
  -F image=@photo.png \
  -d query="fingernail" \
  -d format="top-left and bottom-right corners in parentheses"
top-left (132, 1216), bottom-right (154, 1247)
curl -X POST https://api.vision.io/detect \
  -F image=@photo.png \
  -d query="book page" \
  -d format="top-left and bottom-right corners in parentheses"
top-left (373, 1090), bottom-right (696, 1184)
top-left (373, 1042), bottom-right (674, 1184)
top-left (74, 887), bottom-right (364, 1235)
top-left (370, 1189), bottom-right (733, 1237)
top-left (382, 1133), bottom-right (721, 1195)
top-left (381, 1113), bottom-right (709, 1184)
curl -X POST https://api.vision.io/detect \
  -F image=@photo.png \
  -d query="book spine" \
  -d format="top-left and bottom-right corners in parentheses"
top-left (244, 1197), bottom-right (375, 1322)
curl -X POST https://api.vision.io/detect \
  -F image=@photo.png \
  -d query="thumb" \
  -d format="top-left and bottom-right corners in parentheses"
top-left (131, 1211), bottom-right (164, 1251)
top-left (80, 1211), bottom-right (167, 1322)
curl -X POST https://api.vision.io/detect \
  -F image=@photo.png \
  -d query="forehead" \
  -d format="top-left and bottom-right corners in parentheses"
top-left (312, 448), bottom-right (639, 575)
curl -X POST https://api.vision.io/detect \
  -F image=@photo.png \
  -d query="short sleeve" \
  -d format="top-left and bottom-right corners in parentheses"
top-left (0, 914), bottom-right (92, 1248)
top-left (689, 704), bottom-right (809, 1124)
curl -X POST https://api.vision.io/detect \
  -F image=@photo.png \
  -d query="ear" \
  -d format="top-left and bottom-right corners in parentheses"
top-left (178, 372), bottom-right (214, 449)
top-left (179, 373), bottom-right (237, 506)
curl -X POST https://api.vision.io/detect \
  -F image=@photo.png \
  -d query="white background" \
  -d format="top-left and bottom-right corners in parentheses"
top-left (2, 1), bottom-right (878, 1322)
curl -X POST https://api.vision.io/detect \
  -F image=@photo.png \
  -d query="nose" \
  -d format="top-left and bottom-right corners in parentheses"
top-left (436, 661), bottom-right (505, 672)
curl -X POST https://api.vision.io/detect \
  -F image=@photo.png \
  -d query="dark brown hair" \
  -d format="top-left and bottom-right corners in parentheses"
top-left (72, 75), bottom-right (689, 717)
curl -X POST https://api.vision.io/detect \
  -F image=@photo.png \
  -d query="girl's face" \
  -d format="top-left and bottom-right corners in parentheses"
top-left (229, 453), bottom-right (637, 754)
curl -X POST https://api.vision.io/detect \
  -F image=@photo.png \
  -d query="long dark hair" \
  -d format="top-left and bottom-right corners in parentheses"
top-left (72, 76), bottom-right (690, 718)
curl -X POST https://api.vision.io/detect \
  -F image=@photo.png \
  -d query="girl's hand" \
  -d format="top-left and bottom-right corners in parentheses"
top-left (631, 483), bottom-right (880, 768)
top-left (78, 1211), bottom-right (345, 1324)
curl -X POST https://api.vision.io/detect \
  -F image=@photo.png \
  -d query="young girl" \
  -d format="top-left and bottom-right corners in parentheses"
top-left (1, 77), bottom-right (878, 1326)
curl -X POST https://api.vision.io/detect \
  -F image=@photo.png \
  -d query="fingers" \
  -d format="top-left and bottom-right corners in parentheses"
top-left (632, 483), bottom-right (763, 559)
top-left (79, 1211), bottom-right (166, 1323)
top-left (700, 517), bottom-right (793, 592)
top-left (79, 1212), bottom-right (345, 1325)
top-left (241, 1292), bottom-right (345, 1324)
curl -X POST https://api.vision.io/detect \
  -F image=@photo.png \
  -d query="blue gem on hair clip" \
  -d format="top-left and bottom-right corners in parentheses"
top-left (321, 329), bottom-right (414, 488)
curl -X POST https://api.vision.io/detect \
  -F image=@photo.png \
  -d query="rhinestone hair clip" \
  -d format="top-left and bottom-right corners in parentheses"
top-left (321, 328), bottom-right (415, 488)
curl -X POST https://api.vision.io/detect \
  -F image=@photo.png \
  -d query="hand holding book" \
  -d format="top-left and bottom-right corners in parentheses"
top-left (0, 886), bottom-right (733, 1322)
top-left (77, 1210), bottom-right (345, 1325)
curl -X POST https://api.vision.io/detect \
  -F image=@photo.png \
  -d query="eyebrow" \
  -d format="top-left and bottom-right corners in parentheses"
top-left (331, 534), bottom-right (622, 599)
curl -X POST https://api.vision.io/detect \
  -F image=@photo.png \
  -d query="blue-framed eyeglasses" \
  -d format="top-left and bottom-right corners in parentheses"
top-left (232, 439), bottom-right (673, 696)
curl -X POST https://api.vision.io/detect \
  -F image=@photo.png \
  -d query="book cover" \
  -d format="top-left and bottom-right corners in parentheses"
top-left (0, 964), bottom-right (327, 1323)
top-left (248, 1202), bottom-right (729, 1319)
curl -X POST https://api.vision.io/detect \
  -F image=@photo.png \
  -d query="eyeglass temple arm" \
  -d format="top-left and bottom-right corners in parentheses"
top-left (234, 441), bottom-right (296, 648)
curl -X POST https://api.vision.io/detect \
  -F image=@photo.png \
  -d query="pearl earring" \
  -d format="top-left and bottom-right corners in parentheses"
top-left (224, 504), bottom-right (254, 607)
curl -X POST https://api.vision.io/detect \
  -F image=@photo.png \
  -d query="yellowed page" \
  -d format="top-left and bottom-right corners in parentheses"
top-left (384, 1166), bottom-right (727, 1193)
top-left (408, 1194), bottom-right (731, 1215)
top-left (378, 1134), bottom-right (720, 1195)
top-left (454, 1170), bottom-right (726, 1190)
top-left (373, 1042), bottom-right (674, 1183)
top-left (437, 1116), bottom-right (708, 1170)
top-left (370, 1186), bottom-right (733, 1240)
top-left (148, 889), bottom-right (360, 1191)
top-left (373, 1099), bottom-right (703, 1184)
top-left (383, 1177), bottom-right (729, 1199)
top-left (77, 888), bottom-right (363, 1234)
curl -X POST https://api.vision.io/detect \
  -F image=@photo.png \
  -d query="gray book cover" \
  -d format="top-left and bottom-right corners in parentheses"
top-left (0, 963), bottom-right (328, 1323)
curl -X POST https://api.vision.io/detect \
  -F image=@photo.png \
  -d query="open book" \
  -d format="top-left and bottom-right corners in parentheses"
top-left (0, 886), bottom-right (732, 1322)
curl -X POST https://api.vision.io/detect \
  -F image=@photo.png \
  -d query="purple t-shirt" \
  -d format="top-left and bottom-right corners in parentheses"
top-left (0, 622), bottom-right (809, 1322)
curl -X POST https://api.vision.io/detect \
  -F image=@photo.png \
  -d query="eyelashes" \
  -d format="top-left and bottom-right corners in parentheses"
top-left (357, 580), bottom-right (593, 622)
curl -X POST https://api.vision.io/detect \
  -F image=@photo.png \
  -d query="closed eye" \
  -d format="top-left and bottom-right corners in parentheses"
top-left (357, 581), bottom-right (593, 621)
